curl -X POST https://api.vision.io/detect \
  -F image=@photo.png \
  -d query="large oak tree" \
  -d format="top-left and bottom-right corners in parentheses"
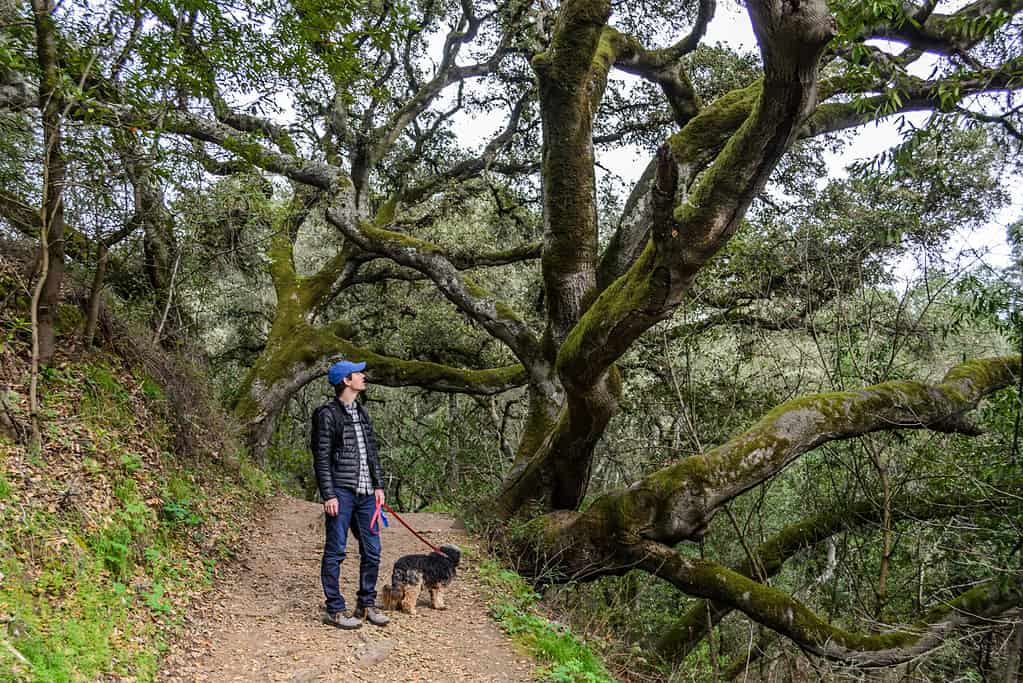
top-left (4, 0), bottom-right (1023, 669)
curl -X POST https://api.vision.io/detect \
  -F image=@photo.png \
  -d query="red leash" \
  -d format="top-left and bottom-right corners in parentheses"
top-left (371, 499), bottom-right (446, 556)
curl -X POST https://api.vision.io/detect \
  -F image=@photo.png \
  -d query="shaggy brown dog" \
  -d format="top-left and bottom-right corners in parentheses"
top-left (379, 544), bottom-right (461, 615)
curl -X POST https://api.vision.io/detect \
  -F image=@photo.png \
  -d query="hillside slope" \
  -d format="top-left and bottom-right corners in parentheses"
top-left (0, 257), bottom-right (272, 682)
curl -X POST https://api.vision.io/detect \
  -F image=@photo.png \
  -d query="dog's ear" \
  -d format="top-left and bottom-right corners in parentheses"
top-left (440, 544), bottom-right (461, 566)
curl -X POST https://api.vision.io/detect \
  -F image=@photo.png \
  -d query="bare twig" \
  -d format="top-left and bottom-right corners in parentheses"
top-left (152, 248), bottom-right (181, 345)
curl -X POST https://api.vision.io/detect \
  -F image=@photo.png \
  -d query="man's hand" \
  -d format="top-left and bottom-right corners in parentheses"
top-left (324, 497), bottom-right (339, 517)
top-left (374, 488), bottom-right (385, 507)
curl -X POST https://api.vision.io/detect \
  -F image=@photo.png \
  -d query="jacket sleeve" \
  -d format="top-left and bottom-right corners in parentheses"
top-left (363, 410), bottom-right (385, 489)
top-left (311, 406), bottom-right (336, 501)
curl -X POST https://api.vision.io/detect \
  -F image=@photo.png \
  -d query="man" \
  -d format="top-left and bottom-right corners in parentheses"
top-left (312, 359), bottom-right (390, 629)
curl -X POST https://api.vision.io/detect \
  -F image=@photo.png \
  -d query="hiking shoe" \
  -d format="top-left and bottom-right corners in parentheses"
top-left (354, 605), bottom-right (390, 626)
top-left (323, 610), bottom-right (362, 630)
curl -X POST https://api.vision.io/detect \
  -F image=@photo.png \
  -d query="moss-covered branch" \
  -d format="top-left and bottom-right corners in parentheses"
top-left (593, 83), bottom-right (758, 292)
top-left (558, 0), bottom-right (834, 394)
top-left (631, 541), bottom-right (1023, 667)
top-left (846, 0), bottom-right (1023, 55)
top-left (235, 312), bottom-right (527, 457)
top-left (532, 0), bottom-right (614, 350)
top-left (512, 357), bottom-right (1018, 577)
top-left (554, 356), bottom-right (1018, 549)
top-left (603, 0), bottom-right (713, 126)
top-left (657, 481), bottom-right (1023, 665)
top-left (324, 207), bottom-right (545, 376)
top-left (597, 44), bottom-right (1023, 300)
top-left (343, 241), bottom-right (542, 286)
top-left (804, 57), bottom-right (1023, 137)
top-left (495, 370), bottom-right (622, 515)
top-left (68, 99), bottom-right (349, 196)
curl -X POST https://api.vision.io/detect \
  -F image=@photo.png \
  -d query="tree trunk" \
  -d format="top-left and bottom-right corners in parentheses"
top-left (1001, 623), bottom-right (1023, 683)
top-left (32, 0), bottom-right (66, 366)
top-left (122, 137), bottom-right (188, 345)
top-left (83, 244), bottom-right (108, 347)
top-left (233, 320), bottom-right (335, 463)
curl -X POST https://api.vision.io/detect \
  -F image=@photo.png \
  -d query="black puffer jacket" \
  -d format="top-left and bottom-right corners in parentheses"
top-left (311, 399), bottom-right (384, 501)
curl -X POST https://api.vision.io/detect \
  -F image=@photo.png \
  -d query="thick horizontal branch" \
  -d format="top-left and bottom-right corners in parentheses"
top-left (67, 99), bottom-right (348, 193)
top-left (632, 540), bottom-right (1023, 667)
top-left (658, 482), bottom-right (1023, 664)
top-left (343, 241), bottom-right (542, 286)
top-left (523, 357), bottom-right (1019, 581)
top-left (353, 349), bottom-right (527, 395)
top-left (324, 208), bottom-right (545, 375)
top-left (628, 356), bottom-right (1016, 542)
top-left (850, 0), bottom-right (1023, 55)
top-left (237, 318), bottom-right (527, 438)
top-left (805, 57), bottom-right (1023, 137)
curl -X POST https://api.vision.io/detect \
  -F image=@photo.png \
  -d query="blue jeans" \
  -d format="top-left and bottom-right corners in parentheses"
top-left (320, 489), bottom-right (381, 614)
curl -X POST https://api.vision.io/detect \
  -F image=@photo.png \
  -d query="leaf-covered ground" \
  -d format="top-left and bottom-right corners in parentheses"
top-left (0, 255), bottom-right (270, 681)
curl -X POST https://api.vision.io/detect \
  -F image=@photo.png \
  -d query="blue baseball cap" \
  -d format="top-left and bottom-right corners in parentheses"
top-left (328, 359), bottom-right (367, 385)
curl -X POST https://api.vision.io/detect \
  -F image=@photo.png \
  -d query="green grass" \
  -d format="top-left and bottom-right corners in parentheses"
top-left (0, 356), bottom-right (270, 682)
top-left (0, 507), bottom-right (152, 683)
top-left (478, 559), bottom-right (617, 683)
top-left (0, 467), bottom-right (231, 682)
top-left (79, 362), bottom-right (133, 424)
top-left (238, 459), bottom-right (272, 497)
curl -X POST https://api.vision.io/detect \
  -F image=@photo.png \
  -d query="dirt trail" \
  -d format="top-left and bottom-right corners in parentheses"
top-left (159, 495), bottom-right (536, 682)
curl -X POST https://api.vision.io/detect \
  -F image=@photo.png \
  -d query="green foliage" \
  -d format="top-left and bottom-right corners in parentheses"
top-left (90, 499), bottom-right (153, 581)
top-left (140, 376), bottom-right (165, 402)
top-left (144, 582), bottom-right (172, 614)
top-left (264, 442), bottom-right (316, 498)
top-left (2, 0), bottom-right (1019, 676)
top-left (79, 362), bottom-right (133, 425)
top-left (120, 451), bottom-right (143, 473)
top-left (479, 560), bottom-right (616, 683)
top-left (160, 473), bottom-right (204, 526)
top-left (0, 350), bottom-right (268, 682)
top-left (161, 499), bottom-right (202, 526)
top-left (0, 316), bottom-right (31, 352)
top-left (238, 459), bottom-right (273, 497)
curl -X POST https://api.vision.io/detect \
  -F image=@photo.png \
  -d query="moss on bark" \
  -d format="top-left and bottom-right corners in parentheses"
top-left (510, 356), bottom-right (1021, 584)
